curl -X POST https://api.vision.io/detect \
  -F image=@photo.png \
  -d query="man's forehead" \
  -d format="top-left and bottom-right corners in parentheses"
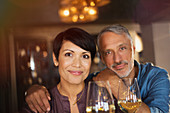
top-left (101, 42), bottom-right (130, 50)
top-left (100, 35), bottom-right (131, 46)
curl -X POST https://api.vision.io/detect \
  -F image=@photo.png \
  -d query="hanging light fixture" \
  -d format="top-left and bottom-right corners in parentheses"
top-left (58, 0), bottom-right (99, 23)
top-left (85, 0), bottom-right (110, 7)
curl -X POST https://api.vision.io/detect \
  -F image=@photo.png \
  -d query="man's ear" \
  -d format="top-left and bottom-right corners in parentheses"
top-left (133, 45), bottom-right (136, 54)
top-left (53, 53), bottom-right (58, 66)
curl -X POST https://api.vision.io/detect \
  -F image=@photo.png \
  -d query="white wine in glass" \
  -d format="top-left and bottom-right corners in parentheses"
top-left (86, 81), bottom-right (115, 113)
top-left (118, 78), bottom-right (142, 113)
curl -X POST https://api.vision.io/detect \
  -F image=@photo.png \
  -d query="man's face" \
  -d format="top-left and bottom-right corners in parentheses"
top-left (99, 32), bottom-right (135, 78)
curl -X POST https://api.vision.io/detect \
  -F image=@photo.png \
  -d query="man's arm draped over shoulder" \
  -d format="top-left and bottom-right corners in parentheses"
top-left (25, 84), bottom-right (51, 113)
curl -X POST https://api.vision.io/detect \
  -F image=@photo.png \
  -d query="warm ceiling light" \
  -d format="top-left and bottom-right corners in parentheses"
top-left (59, 8), bottom-right (70, 17)
top-left (70, 6), bottom-right (77, 13)
top-left (86, 0), bottom-right (110, 7)
top-left (63, 10), bottom-right (70, 16)
top-left (58, 0), bottom-right (110, 23)
top-left (90, 1), bottom-right (96, 6)
top-left (72, 15), bottom-right (79, 22)
top-left (58, 0), bottom-right (98, 23)
top-left (79, 14), bottom-right (85, 19)
top-left (82, 0), bottom-right (87, 6)
top-left (84, 6), bottom-right (89, 12)
top-left (88, 7), bottom-right (97, 15)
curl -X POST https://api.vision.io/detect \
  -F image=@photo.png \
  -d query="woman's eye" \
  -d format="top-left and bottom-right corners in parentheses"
top-left (83, 54), bottom-right (90, 59)
top-left (65, 53), bottom-right (72, 57)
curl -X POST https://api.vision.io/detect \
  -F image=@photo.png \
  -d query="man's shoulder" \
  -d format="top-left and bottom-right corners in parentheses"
top-left (86, 71), bottom-right (100, 80)
top-left (139, 61), bottom-right (168, 74)
top-left (138, 61), bottom-right (169, 84)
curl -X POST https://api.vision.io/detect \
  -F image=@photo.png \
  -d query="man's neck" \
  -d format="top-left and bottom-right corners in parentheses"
top-left (134, 65), bottom-right (139, 78)
top-left (124, 65), bottom-right (138, 80)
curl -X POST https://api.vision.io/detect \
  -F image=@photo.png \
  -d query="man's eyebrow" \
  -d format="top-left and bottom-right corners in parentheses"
top-left (101, 43), bottom-right (129, 52)
top-left (103, 49), bottom-right (112, 51)
top-left (119, 43), bottom-right (129, 47)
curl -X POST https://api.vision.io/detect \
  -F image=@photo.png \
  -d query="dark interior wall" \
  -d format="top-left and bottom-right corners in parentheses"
top-left (140, 24), bottom-right (155, 64)
top-left (0, 28), bottom-right (12, 113)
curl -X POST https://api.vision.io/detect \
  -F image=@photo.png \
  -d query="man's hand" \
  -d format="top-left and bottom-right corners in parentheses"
top-left (136, 102), bottom-right (151, 113)
top-left (93, 68), bottom-right (120, 98)
top-left (25, 84), bottom-right (51, 113)
top-left (93, 68), bottom-right (151, 113)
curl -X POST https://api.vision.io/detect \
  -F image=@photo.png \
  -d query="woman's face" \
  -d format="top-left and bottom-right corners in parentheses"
top-left (54, 40), bottom-right (92, 85)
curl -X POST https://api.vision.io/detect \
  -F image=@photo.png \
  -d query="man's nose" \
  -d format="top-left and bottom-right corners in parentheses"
top-left (114, 52), bottom-right (122, 63)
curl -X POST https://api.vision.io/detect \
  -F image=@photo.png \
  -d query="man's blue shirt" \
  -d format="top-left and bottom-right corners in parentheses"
top-left (87, 60), bottom-right (170, 113)
top-left (136, 60), bottom-right (170, 113)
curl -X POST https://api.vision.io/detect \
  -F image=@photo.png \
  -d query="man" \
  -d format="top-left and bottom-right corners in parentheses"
top-left (25, 25), bottom-right (170, 113)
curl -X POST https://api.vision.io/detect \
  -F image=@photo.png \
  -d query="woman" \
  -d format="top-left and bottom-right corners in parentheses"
top-left (21, 27), bottom-right (96, 113)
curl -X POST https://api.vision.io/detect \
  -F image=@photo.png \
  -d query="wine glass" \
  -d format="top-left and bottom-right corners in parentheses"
top-left (86, 81), bottom-right (115, 113)
top-left (117, 78), bottom-right (142, 113)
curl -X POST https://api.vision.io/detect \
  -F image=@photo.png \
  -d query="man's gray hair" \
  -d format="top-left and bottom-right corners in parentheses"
top-left (97, 24), bottom-right (133, 50)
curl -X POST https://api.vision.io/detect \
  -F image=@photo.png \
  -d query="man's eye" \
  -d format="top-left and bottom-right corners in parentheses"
top-left (65, 53), bottom-right (72, 56)
top-left (105, 51), bottom-right (112, 55)
top-left (120, 47), bottom-right (126, 50)
top-left (83, 54), bottom-right (90, 59)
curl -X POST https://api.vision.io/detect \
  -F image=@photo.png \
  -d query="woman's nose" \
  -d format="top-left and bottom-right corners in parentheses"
top-left (72, 57), bottom-right (81, 68)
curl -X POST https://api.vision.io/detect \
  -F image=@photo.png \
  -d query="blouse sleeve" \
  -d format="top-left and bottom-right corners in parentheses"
top-left (19, 102), bottom-right (35, 113)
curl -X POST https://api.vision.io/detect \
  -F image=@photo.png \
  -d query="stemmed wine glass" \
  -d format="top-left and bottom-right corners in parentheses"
top-left (117, 78), bottom-right (142, 113)
top-left (86, 81), bottom-right (115, 113)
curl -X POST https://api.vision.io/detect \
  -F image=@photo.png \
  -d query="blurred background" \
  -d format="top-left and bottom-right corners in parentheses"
top-left (0, 0), bottom-right (170, 112)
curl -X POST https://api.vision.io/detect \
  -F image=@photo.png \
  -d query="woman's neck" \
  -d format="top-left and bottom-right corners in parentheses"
top-left (57, 81), bottom-right (85, 98)
top-left (57, 81), bottom-right (85, 113)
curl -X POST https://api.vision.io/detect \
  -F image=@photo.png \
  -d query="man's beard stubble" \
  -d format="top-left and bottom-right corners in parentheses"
top-left (109, 60), bottom-right (133, 78)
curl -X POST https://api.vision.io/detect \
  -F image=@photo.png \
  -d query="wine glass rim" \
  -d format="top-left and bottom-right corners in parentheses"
top-left (88, 80), bottom-right (110, 85)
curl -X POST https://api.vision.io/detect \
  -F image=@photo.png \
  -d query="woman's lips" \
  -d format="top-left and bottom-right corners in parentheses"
top-left (68, 70), bottom-right (83, 76)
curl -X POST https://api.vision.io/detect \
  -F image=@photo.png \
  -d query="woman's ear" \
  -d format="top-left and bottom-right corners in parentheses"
top-left (53, 53), bottom-right (58, 66)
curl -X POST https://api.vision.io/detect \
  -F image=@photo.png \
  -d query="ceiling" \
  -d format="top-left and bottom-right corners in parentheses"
top-left (1, 0), bottom-right (170, 27)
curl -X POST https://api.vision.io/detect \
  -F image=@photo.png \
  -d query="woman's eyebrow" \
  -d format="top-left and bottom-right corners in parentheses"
top-left (63, 49), bottom-right (90, 54)
top-left (63, 49), bottom-right (74, 52)
top-left (82, 51), bottom-right (90, 54)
